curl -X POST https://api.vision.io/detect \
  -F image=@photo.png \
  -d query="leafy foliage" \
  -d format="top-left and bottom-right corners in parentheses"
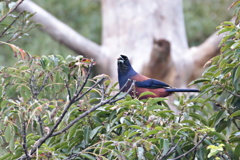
top-left (0, 0), bottom-right (39, 66)
top-left (0, 1), bottom-right (240, 160)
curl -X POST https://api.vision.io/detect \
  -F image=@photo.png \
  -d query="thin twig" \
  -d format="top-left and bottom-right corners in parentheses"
top-left (218, 84), bottom-right (240, 98)
top-left (73, 64), bottom-right (93, 99)
top-left (65, 79), bottom-right (72, 101)
top-left (108, 79), bottom-right (135, 104)
top-left (38, 73), bottom-right (49, 93)
top-left (169, 134), bottom-right (208, 160)
top-left (29, 71), bottom-right (38, 99)
top-left (22, 120), bottom-right (30, 160)
top-left (51, 79), bottom-right (134, 137)
top-left (100, 83), bottom-right (105, 101)
top-left (158, 136), bottom-right (184, 160)
top-left (37, 115), bottom-right (44, 136)
top-left (0, 11), bottom-right (24, 38)
top-left (74, 77), bottom-right (105, 102)
top-left (0, 0), bottom-right (24, 23)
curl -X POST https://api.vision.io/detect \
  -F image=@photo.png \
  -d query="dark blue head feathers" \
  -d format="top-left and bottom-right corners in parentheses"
top-left (117, 55), bottom-right (137, 88)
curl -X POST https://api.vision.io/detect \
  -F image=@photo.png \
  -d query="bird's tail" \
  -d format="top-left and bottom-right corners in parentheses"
top-left (165, 88), bottom-right (199, 92)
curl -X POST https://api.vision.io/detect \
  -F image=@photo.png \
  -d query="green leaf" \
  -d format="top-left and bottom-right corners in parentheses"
top-left (144, 129), bottom-right (159, 137)
top-left (207, 144), bottom-right (224, 158)
top-left (9, 138), bottom-right (15, 152)
top-left (189, 113), bottom-right (208, 125)
top-left (215, 119), bottom-right (229, 132)
top-left (0, 152), bottom-right (11, 160)
top-left (129, 125), bottom-right (142, 129)
top-left (147, 105), bottom-right (166, 111)
top-left (4, 126), bottom-right (11, 143)
top-left (80, 153), bottom-right (95, 160)
top-left (231, 41), bottom-right (240, 50)
top-left (218, 28), bottom-right (231, 35)
top-left (209, 131), bottom-right (227, 141)
top-left (229, 110), bottom-right (240, 118)
top-left (67, 123), bottom-right (79, 140)
top-left (189, 78), bottom-right (210, 85)
top-left (147, 97), bottom-right (167, 106)
top-left (214, 110), bottom-right (227, 126)
top-left (162, 139), bottom-right (170, 155)
top-left (84, 126), bottom-right (90, 146)
top-left (233, 66), bottom-right (240, 83)
top-left (181, 120), bottom-right (196, 126)
top-left (90, 126), bottom-right (102, 139)
top-left (234, 144), bottom-right (240, 159)
top-left (139, 91), bottom-right (155, 99)
top-left (121, 99), bottom-right (140, 106)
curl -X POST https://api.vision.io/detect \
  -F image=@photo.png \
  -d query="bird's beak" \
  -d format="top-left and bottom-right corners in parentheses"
top-left (117, 56), bottom-right (124, 63)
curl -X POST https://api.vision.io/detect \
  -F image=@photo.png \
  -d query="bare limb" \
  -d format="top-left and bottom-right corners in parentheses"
top-left (21, 120), bottom-right (30, 160)
top-left (0, 0), bottom-right (24, 23)
top-left (169, 134), bottom-right (208, 160)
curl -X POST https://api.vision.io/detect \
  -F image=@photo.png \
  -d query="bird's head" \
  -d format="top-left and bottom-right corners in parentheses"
top-left (117, 55), bottom-right (133, 74)
top-left (117, 55), bottom-right (137, 88)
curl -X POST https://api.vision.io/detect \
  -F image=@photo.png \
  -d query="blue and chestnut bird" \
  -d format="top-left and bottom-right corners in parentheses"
top-left (117, 55), bottom-right (199, 99)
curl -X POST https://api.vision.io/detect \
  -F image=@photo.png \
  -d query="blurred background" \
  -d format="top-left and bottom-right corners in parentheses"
top-left (0, 0), bottom-right (233, 66)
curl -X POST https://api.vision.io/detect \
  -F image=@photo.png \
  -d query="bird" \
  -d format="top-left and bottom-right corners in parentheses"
top-left (117, 55), bottom-right (199, 99)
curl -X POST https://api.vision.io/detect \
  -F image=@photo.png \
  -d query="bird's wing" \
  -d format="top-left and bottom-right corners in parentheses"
top-left (135, 79), bottom-right (170, 89)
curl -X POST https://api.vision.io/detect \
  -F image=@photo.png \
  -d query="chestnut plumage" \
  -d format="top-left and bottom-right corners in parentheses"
top-left (117, 55), bottom-right (199, 99)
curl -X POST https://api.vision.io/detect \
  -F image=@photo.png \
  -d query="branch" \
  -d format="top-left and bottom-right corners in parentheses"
top-left (190, 32), bottom-right (224, 80)
top-left (21, 120), bottom-right (30, 160)
top-left (74, 77), bottom-right (105, 102)
top-left (169, 134), bottom-right (208, 160)
top-left (218, 83), bottom-right (240, 98)
top-left (17, 76), bottom-right (107, 159)
top-left (37, 115), bottom-right (44, 136)
top-left (73, 64), bottom-right (93, 100)
top-left (51, 79), bottom-right (134, 137)
top-left (158, 136), bottom-right (184, 160)
top-left (0, 11), bottom-right (24, 38)
top-left (64, 79), bottom-right (72, 101)
top-left (38, 73), bottom-right (49, 93)
top-left (0, 0), bottom-right (24, 23)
